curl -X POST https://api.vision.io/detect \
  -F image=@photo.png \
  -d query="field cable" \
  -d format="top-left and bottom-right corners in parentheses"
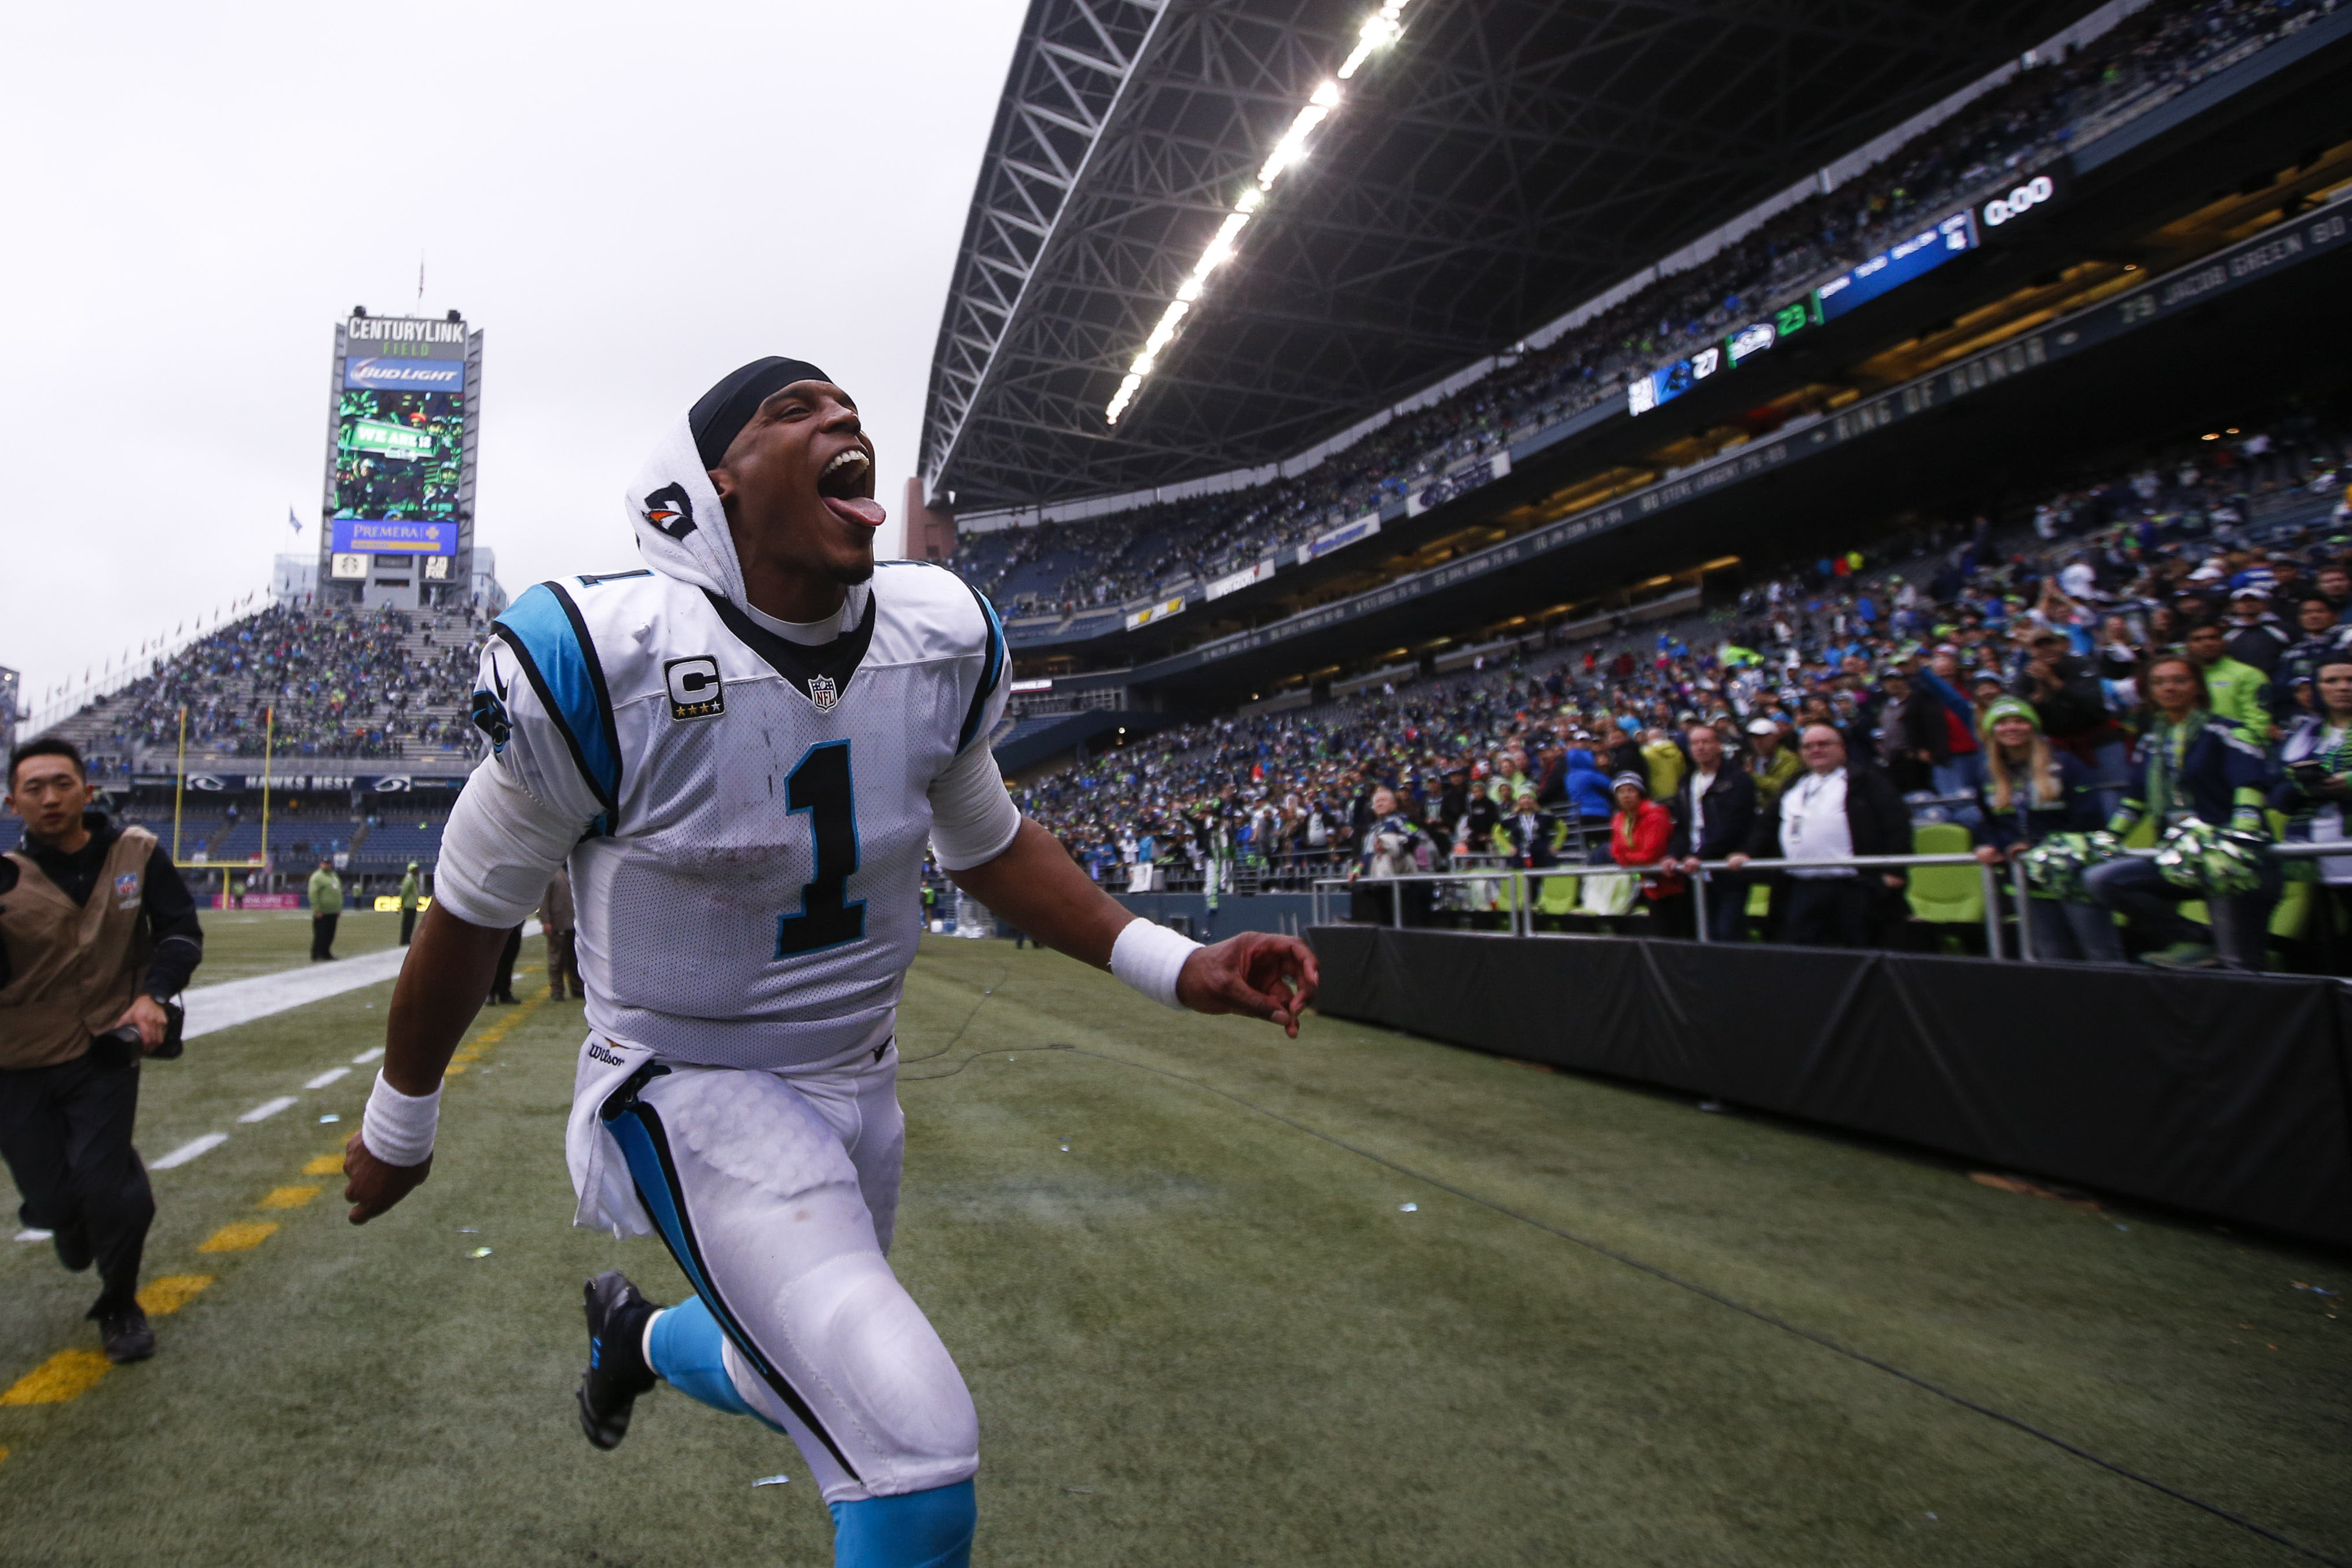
top-left (1046, 1042), bottom-right (2343, 1568)
top-left (895, 961), bottom-right (1014, 1080)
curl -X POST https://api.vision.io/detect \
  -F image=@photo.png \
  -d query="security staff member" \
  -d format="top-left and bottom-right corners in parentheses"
top-left (397, 860), bottom-right (422, 946)
top-left (0, 739), bottom-right (203, 1363)
top-left (309, 857), bottom-right (343, 961)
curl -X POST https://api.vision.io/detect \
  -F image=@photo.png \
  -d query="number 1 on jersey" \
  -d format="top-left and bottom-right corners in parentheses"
top-left (775, 741), bottom-right (865, 957)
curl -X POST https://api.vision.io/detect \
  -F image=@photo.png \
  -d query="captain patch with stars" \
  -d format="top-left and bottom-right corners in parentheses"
top-left (664, 655), bottom-right (724, 720)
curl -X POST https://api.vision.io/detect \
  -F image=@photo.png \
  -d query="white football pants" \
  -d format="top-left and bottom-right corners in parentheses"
top-left (599, 1045), bottom-right (980, 1503)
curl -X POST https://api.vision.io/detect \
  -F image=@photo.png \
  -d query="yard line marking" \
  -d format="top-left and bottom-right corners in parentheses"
top-left (196, 1222), bottom-right (277, 1254)
top-left (238, 1097), bottom-right (298, 1124)
top-left (13, 1229), bottom-right (53, 1243)
top-left (151, 1133), bottom-right (229, 1169)
top-left (136, 1275), bottom-right (213, 1316)
top-left (257, 1186), bottom-right (321, 1211)
top-left (178, 922), bottom-right (539, 1042)
top-left (303, 1067), bottom-right (349, 1090)
top-left (351, 1046), bottom-right (385, 1064)
top-left (0, 1351), bottom-right (111, 1406)
top-left (302, 1153), bottom-right (345, 1176)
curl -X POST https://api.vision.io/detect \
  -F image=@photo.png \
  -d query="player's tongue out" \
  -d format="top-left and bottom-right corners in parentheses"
top-left (817, 448), bottom-right (885, 529)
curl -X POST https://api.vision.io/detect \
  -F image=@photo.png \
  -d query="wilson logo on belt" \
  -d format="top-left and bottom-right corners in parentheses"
top-left (664, 655), bottom-right (724, 720)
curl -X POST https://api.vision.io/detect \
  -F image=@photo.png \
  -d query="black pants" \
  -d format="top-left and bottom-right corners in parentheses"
top-left (491, 925), bottom-right (522, 1001)
top-left (1781, 877), bottom-right (1877, 948)
top-left (310, 911), bottom-right (339, 959)
top-left (0, 1050), bottom-right (154, 1318)
top-left (399, 908), bottom-right (416, 946)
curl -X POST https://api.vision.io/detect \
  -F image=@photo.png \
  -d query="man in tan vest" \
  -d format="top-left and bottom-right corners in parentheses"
top-left (0, 739), bottom-right (204, 1363)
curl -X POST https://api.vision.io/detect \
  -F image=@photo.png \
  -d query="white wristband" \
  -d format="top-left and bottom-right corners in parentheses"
top-left (1109, 918), bottom-right (1201, 1011)
top-left (361, 1071), bottom-right (442, 1168)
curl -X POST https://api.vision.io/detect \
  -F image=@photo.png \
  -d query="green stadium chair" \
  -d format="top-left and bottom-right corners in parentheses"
top-left (1905, 822), bottom-right (1983, 931)
top-left (1537, 875), bottom-right (1581, 917)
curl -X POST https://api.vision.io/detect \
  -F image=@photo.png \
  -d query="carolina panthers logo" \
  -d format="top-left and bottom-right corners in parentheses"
top-left (642, 482), bottom-right (696, 540)
top-left (470, 688), bottom-right (514, 753)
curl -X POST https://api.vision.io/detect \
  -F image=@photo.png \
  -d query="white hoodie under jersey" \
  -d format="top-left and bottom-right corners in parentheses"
top-left (433, 413), bottom-right (1018, 1072)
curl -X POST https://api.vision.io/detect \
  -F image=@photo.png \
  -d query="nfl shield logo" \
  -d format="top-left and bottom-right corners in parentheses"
top-left (113, 872), bottom-right (141, 909)
top-left (808, 675), bottom-right (840, 713)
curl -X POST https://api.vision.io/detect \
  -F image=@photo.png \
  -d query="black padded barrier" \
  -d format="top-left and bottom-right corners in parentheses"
top-left (1308, 926), bottom-right (2352, 1248)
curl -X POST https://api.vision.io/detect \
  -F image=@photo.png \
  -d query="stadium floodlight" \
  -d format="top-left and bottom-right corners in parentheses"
top-left (1104, 0), bottom-right (1415, 426)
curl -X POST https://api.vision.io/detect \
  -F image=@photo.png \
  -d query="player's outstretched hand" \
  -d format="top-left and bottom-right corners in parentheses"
top-left (343, 1131), bottom-right (432, 1225)
top-left (1175, 932), bottom-right (1320, 1038)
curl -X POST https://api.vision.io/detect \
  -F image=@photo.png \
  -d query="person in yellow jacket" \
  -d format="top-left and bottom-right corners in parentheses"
top-left (2185, 622), bottom-right (2273, 743)
top-left (1640, 728), bottom-right (1687, 801)
top-left (397, 862), bottom-right (422, 947)
top-left (307, 859), bottom-right (343, 961)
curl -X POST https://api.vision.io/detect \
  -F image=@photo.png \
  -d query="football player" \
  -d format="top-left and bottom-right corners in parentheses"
top-left (342, 357), bottom-right (1318, 1568)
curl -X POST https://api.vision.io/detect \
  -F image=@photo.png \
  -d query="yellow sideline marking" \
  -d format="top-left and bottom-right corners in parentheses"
top-left (0, 991), bottom-right (548, 1448)
top-left (442, 988), bottom-right (548, 1078)
top-left (1, 1351), bottom-right (111, 1406)
top-left (197, 1222), bottom-right (277, 1254)
top-left (136, 1275), bottom-right (214, 1316)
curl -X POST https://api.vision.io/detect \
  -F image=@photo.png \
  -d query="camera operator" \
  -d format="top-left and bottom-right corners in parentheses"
top-left (0, 739), bottom-right (204, 1363)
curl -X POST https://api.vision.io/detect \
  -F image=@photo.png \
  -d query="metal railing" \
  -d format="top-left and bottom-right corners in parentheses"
top-left (1314, 851), bottom-right (2005, 951)
top-left (1315, 838), bottom-right (2352, 965)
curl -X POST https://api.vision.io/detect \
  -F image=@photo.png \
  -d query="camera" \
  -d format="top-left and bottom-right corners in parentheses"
top-left (90, 1001), bottom-right (185, 1068)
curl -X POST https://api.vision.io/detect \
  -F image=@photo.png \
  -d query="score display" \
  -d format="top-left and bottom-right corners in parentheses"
top-left (1628, 204), bottom-right (1989, 415)
top-left (1814, 211), bottom-right (1976, 322)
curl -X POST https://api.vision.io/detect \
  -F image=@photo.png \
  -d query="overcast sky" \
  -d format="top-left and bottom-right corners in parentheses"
top-left (1, 0), bottom-right (1025, 722)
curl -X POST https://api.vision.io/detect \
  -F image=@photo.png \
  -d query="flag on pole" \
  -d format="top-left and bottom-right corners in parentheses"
top-left (288, 506), bottom-right (303, 535)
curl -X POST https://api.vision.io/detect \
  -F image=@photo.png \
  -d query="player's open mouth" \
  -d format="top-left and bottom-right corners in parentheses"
top-left (817, 446), bottom-right (885, 529)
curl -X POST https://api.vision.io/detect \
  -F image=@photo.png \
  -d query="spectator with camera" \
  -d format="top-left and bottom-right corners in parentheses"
top-left (0, 738), bottom-right (204, 1365)
top-left (2083, 655), bottom-right (2278, 970)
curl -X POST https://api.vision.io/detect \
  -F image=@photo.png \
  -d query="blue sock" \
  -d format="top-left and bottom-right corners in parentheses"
top-left (828, 1481), bottom-right (976, 1568)
top-left (645, 1296), bottom-right (750, 1416)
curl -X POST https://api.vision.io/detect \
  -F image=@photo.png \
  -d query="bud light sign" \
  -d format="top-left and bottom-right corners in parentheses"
top-left (343, 357), bottom-right (466, 391)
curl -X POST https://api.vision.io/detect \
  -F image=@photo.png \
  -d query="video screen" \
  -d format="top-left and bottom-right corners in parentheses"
top-left (331, 388), bottom-right (464, 522)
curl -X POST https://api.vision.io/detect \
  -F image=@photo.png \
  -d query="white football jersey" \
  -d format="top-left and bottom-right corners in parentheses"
top-left (466, 560), bottom-right (1010, 1070)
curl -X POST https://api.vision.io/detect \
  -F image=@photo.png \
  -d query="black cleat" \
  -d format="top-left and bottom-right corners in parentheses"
top-left (577, 1270), bottom-right (661, 1449)
top-left (99, 1305), bottom-right (155, 1364)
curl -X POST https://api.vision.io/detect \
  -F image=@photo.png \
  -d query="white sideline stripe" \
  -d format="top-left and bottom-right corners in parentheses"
top-left (178, 922), bottom-right (540, 1042)
top-left (239, 1097), bottom-right (298, 1124)
top-left (15, 1229), bottom-right (54, 1243)
top-left (305, 1067), bottom-right (350, 1089)
top-left (351, 1047), bottom-right (386, 1064)
top-left (151, 1132), bottom-right (230, 1169)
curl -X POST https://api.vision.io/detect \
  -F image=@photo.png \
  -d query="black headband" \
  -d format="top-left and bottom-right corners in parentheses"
top-left (689, 356), bottom-right (834, 470)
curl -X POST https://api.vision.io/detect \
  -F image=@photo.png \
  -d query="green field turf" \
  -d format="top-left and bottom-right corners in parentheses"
top-left (0, 927), bottom-right (2344, 1566)
top-left (190, 906), bottom-right (406, 983)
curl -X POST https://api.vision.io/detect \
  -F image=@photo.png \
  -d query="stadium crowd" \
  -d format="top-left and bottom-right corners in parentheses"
top-left (69, 603), bottom-right (484, 766)
top-left (1014, 413), bottom-right (2352, 972)
top-left (953, 0), bottom-right (2335, 618)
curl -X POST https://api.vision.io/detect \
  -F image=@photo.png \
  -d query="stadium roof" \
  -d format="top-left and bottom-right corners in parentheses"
top-left (921, 0), bottom-right (2107, 509)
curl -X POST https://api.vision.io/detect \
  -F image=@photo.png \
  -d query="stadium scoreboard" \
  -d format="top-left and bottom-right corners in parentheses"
top-left (316, 311), bottom-right (483, 609)
top-left (1626, 169), bottom-right (2065, 419)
